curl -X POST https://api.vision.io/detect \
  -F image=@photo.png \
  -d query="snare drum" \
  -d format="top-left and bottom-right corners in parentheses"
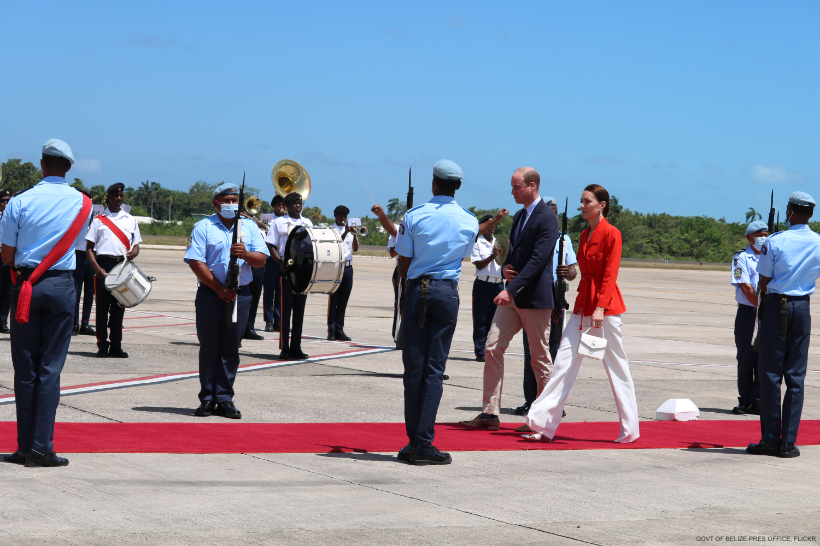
top-left (284, 225), bottom-right (345, 295)
top-left (104, 260), bottom-right (153, 308)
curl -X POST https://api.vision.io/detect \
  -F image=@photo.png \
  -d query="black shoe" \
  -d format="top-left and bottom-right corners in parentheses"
top-left (778, 444), bottom-right (800, 458)
top-left (72, 325), bottom-right (80, 336)
top-left (264, 322), bottom-right (274, 332)
top-left (194, 400), bottom-right (215, 417)
top-left (397, 443), bottom-right (415, 463)
top-left (273, 324), bottom-right (281, 332)
top-left (327, 333), bottom-right (336, 341)
top-left (95, 349), bottom-right (109, 358)
top-left (514, 401), bottom-right (532, 416)
top-left (278, 350), bottom-right (291, 360)
top-left (409, 444), bottom-right (452, 465)
top-left (563, 410), bottom-right (566, 417)
top-left (108, 349), bottom-right (128, 358)
top-left (25, 451), bottom-right (69, 467)
top-left (732, 404), bottom-right (748, 415)
top-left (3, 450), bottom-right (29, 464)
top-left (476, 354), bottom-right (485, 362)
top-left (79, 325), bottom-right (96, 336)
top-left (335, 332), bottom-right (351, 342)
top-left (214, 401), bottom-right (242, 419)
top-left (443, 374), bottom-right (449, 380)
top-left (290, 350), bottom-right (309, 360)
top-left (746, 441), bottom-right (780, 456)
top-left (0, 323), bottom-right (9, 334)
top-left (746, 404), bottom-right (760, 415)
top-left (243, 330), bottom-right (264, 341)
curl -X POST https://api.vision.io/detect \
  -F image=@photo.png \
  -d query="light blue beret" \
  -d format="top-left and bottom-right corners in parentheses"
top-left (42, 138), bottom-right (74, 164)
top-left (745, 220), bottom-right (768, 235)
top-left (789, 191), bottom-right (816, 207)
top-left (433, 159), bottom-right (463, 181)
top-left (543, 197), bottom-right (556, 206)
top-left (212, 182), bottom-right (239, 198)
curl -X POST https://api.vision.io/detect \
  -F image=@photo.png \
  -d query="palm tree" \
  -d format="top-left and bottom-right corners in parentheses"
top-left (745, 207), bottom-right (762, 223)
top-left (387, 198), bottom-right (406, 221)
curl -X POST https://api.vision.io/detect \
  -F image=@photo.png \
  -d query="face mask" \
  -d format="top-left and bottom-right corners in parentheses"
top-left (220, 203), bottom-right (238, 217)
top-left (753, 236), bottom-right (766, 250)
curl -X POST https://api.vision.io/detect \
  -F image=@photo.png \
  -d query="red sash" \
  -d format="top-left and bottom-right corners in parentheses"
top-left (97, 215), bottom-right (131, 252)
top-left (10, 194), bottom-right (93, 324)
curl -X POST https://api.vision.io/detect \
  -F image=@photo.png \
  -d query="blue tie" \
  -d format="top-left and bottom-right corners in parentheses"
top-left (515, 212), bottom-right (526, 245)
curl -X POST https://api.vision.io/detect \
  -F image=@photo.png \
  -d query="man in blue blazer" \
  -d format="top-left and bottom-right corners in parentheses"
top-left (460, 167), bottom-right (559, 430)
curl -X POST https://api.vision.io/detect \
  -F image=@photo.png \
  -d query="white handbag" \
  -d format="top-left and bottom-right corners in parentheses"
top-left (578, 327), bottom-right (607, 360)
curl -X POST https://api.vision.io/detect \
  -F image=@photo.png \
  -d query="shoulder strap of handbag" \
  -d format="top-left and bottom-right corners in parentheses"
top-left (97, 214), bottom-right (131, 254)
top-left (11, 194), bottom-right (93, 324)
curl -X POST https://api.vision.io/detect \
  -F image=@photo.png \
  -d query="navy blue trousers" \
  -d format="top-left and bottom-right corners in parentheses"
top-left (280, 274), bottom-right (306, 353)
top-left (327, 264), bottom-right (353, 335)
top-left (0, 263), bottom-right (12, 327)
top-left (245, 266), bottom-right (264, 332)
top-left (523, 309), bottom-right (564, 403)
top-left (11, 271), bottom-right (75, 454)
top-left (195, 284), bottom-right (251, 403)
top-left (734, 304), bottom-right (759, 405)
top-left (73, 250), bottom-right (94, 327)
top-left (262, 257), bottom-right (281, 326)
top-left (94, 255), bottom-right (125, 352)
top-left (402, 278), bottom-right (459, 448)
top-left (758, 294), bottom-right (810, 445)
top-left (472, 279), bottom-right (502, 357)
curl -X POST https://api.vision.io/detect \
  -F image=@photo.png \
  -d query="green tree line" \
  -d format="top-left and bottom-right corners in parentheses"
top-left (0, 158), bottom-right (809, 261)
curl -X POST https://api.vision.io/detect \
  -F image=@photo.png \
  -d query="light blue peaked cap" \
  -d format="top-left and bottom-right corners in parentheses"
top-left (42, 138), bottom-right (75, 164)
top-left (543, 197), bottom-right (556, 206)
top-left (433, 159), bottom-right (463, 181)
top-left (788, 191), bottom-right (816, 207)
top-left (212, 182), bottom-right (240, 198)
top-left (745, 220), bottom-right (768, 235)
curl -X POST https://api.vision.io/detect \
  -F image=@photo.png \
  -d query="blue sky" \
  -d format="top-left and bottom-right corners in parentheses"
top-left (2, 1), bottom-right (818, 222)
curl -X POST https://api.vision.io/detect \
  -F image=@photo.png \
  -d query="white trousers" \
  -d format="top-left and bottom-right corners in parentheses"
top-left (526, 313), bottom-right (640, 443)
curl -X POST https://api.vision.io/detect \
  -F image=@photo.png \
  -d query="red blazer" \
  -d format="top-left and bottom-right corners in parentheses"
top-left (573, 218), bottom-right (626, 316)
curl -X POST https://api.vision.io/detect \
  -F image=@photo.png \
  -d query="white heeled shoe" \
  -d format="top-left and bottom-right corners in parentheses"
top-left (521, 432), bottom-right (550, 442)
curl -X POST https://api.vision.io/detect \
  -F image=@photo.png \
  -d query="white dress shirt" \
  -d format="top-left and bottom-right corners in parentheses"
top-left (518, 198), bottom-right (540, 233)
top-left (264, 214), bottom-right (314, 255)
top-left (85, 208), bottom-right (142, 256)
top-left (471, 236), bottom-right (502, 277)
top-left (333, 223), bottom-right (355, 262)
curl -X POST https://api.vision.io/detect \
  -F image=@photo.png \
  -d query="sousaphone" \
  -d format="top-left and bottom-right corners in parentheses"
top-left (271, 159), bottom-right (311, 202)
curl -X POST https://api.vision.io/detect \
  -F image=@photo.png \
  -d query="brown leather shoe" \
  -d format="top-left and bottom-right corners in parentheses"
top-left (515, 424), bottom-right (533, 433)
top-left (459, 414), bottom-right (500, 431)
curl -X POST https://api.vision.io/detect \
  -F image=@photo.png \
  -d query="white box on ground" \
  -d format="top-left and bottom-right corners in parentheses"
top-left (656, 399), bottom-right (699, 421)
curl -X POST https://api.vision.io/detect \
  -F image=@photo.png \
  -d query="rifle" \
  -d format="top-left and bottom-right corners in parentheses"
top-left (224, 173), bottom-right (245, 324)
top-left (406, 167), bottom-right (413, 210)
top-left (767, 190), bottom-right (775, 235)
top-left (775, 211), bottom-right (780, 234)
top-left (554, 197), bottom-right (570, 321)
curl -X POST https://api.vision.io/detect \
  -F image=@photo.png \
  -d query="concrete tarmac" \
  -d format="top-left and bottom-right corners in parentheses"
top-left (1, 249), bottom-right (818, 545)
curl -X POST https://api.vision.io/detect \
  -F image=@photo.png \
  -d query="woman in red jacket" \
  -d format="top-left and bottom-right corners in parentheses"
top-left (523, 184), bottom-right (640, 443)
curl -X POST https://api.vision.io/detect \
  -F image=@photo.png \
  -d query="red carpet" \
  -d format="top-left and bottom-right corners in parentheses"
top-left (2, 420), bottom-right (819, 454)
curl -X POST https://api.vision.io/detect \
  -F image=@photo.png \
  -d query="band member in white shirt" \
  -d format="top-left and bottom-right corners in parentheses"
top-left (264, 192), bottom-right (312, 360)
top-left (72, 190), bottom-right (95, 336)
top-left (470, 215), bottom-right (503, 362)
top-left (85, 183), bottom-right (141, 358)
top-left (326, 205), bottom-right (358, 341)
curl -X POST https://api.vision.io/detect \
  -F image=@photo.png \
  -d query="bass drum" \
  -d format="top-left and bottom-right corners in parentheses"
top-left (284, 225), bottom-right (345, 295)
top-left (104, 260), bottom-right (153, 308)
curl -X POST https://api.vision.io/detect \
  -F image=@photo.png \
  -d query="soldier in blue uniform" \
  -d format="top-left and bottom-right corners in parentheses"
top-left (730, 219), bottom-right (767, 415)
top-left (747, 192), bottom-right (820, 458)
top-left (0, 189), bottom-right (12, 334)
top-left (394, 159), bottom-right (479, 465)
top-left (184, 183), bottom-right (269, 419)
top-left (0, 139), bottom-right (92, 467)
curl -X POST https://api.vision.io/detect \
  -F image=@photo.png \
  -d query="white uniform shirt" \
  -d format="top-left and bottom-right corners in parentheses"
top-left (86, 208), bottom-right (142, 256)
top-left (471, 235), bottom-right (502, 277)
top-left (75, 223), bottom-right (91, 251)
top-left (264, 214), bottom-right (314, 255)
top-left (333, 223), bottom-right (354, 261)
top-left (387, 233), bottom-right (400, 266)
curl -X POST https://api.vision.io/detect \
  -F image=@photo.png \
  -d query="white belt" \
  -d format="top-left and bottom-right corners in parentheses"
top-left (476, 275), bottom-right (503, 284)
top-left (345, 260), bottom-right (352, 267)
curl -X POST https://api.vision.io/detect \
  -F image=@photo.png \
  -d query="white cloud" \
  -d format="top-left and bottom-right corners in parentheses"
top-left (749, 162), bottom-right (807, 185)
top-left (74, 158), bottom-right (103, 175)
top-left (585, 155), bottom-right (622, 167)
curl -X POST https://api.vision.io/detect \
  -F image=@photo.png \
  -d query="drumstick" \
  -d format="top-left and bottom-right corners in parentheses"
top-left (363, 180), bottom-right (376, 205)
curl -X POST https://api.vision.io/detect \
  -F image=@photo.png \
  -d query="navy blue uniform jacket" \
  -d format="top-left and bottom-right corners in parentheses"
top-left (503, 200), bottom-right (559, 309)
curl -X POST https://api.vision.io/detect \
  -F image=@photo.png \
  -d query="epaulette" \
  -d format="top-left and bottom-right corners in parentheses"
top-left (12, 186), bottom-right (34, 197)
top-left (462, 207), bottom-right (476, 217)
top-left (406, 204), bottom-right (424, 214)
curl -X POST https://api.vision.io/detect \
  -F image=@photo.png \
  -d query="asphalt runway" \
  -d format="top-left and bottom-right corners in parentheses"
top-left (0, 249), bottom-right (818, 545)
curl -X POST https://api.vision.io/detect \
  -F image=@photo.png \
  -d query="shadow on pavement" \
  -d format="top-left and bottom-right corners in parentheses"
top-left (132, 406), bottom-right (196, 416)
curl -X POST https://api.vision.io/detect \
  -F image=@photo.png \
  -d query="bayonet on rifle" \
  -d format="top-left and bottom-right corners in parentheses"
top-left (224, 172), bottom-right (245, 324)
